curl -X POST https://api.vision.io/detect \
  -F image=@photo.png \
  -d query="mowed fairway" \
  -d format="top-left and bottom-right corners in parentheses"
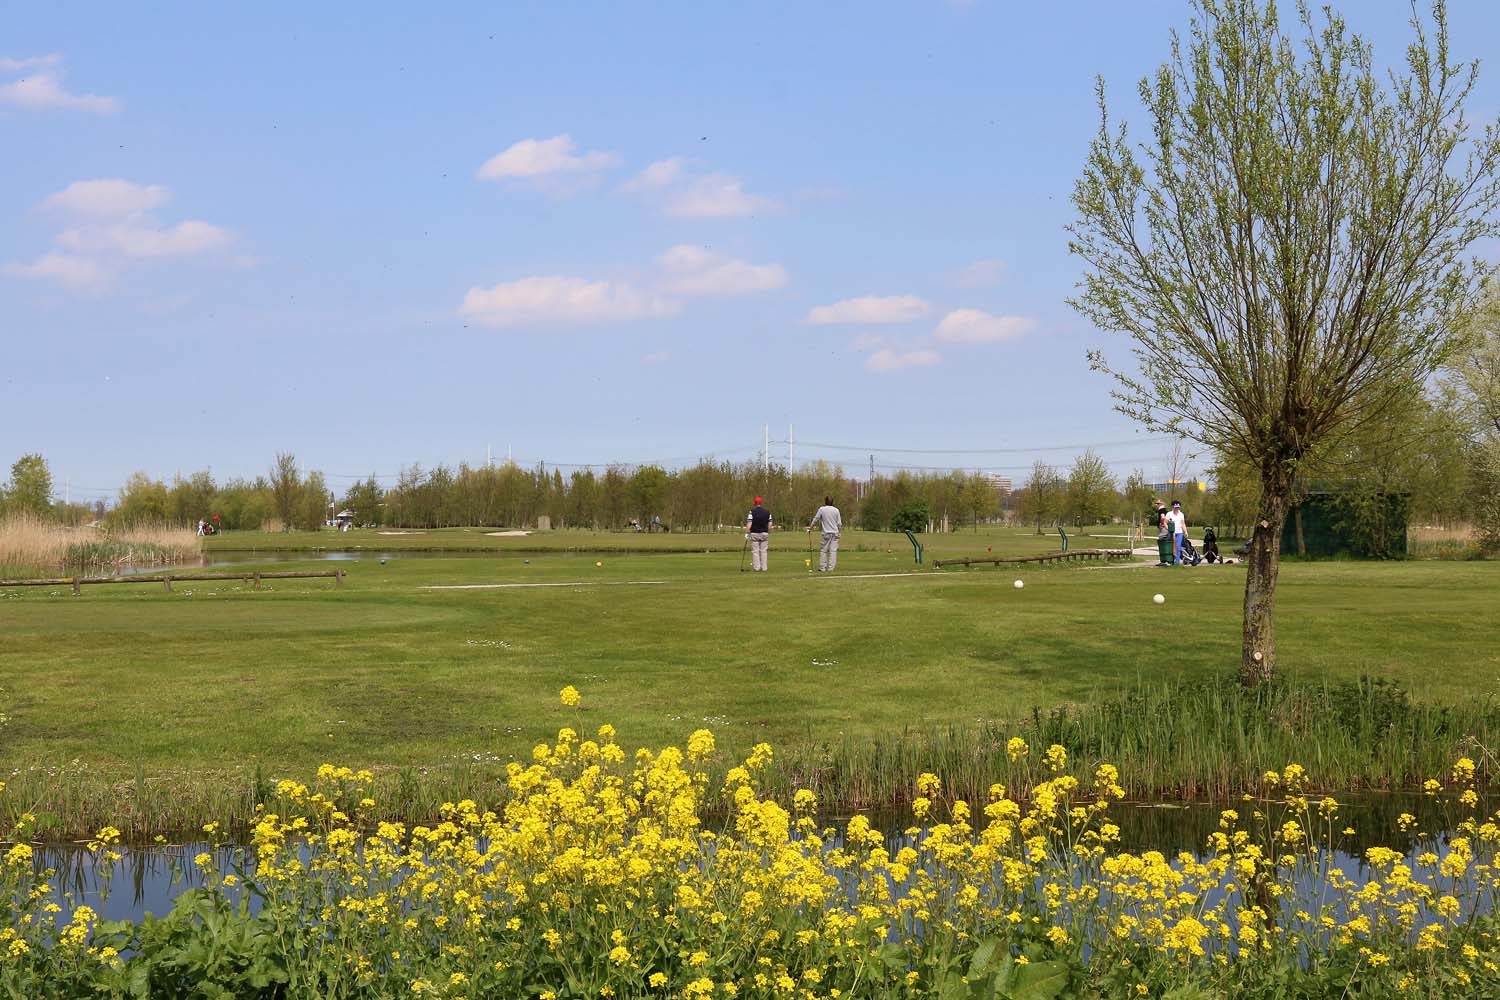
top-left (3, 539), bottom-right (1499, 785)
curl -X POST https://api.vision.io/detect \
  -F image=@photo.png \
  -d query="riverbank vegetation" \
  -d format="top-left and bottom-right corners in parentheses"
top-left (5, 698), bottom-right (1500, 998)
top-left (0, 513), bottom-right (200, 580)
top-left (4, 554), bottom-right (1498, 838)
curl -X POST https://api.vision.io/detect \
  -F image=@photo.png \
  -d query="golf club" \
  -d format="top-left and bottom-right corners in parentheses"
top-left (739, 533), bottom-right (749, 572)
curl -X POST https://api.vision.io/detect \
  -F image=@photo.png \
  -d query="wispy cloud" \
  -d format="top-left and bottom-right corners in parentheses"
top-left (0, 55), bottom-right (119, 113)
top-left (477, 135), bottom-right (619, 185)
top-left (866, 348), bottom-right (941, 373)
top-left (657, 245), bottom-right (787, 296)
top-left (934, 308), bottom-right (1035, 343)
top-left (56, 220), bottom-right (233, 258)
top-left (641, 350), bottom-right (672, 365)
top-left (623, 158), bottom-right (777, 218)
top-left (621, 158), bottom-right (684, 193)
top-left (0, 54), bottom-right (61, 73)
top-left (948, 258), bottom-right (1007, 288)
top-left (41, 179), bottom-right (169, 218)
top-left (1, 252), bottom-right (114, 292)
top-left (4, 179), bottom-right (235, 292)
top-left (807, 295), bottom-right (930, 325)
top-left (460, 275), bottom-right (679, 327)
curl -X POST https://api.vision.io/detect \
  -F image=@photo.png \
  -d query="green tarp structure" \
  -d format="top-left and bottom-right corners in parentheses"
top-left (1281, 491), bottom-right (1409, 559)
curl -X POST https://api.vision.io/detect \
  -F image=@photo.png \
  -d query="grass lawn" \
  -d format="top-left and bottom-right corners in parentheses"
top-left (4, 538), bottom-right (1497, 777)
top-left (201, 524), bottom-right (1112, 556)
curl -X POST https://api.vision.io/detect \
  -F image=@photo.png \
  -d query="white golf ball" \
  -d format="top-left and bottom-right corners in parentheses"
top-left (596, 561), bottom-right (603, 567)
top-left (1013, 579), bottom-right (1024, 589)
top-left (1153, 593), bottom-right (1166, 604)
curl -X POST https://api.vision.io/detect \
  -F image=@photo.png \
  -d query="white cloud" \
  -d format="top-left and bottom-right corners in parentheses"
top-left (657, 245), bottom-right (787, 296)
top-left (41, 179), bottom-right (169, 218)
top-left (460, 275), bottom-right (679, 327)
top-left (622, 158), bottom-right (777, 218)
top-left (477, 134), bottom-right (619, 182)
top-left (933, 308), bottom-right (1036, 343)
top-left (949, 258), bottom-right (1007, 288)
top-left (2, 252), bottom-right (114, 291)
top-left (806, 295), bottom-right (930, 325)
top-left (6, 178), bottom-right (235, 292)
top-left (0, 54), bottom-right (61, 73)
top-left (56, 220), bottom-right (233, 258)
top-left (621, 158), bottom-right (684, 192)
top-left (0, 66), bottom-right (119, 113)
top-left (666, 173), bottom-right (776, 218)
top-left (866, 348), bottom-right (941, 373)
top-left (641, 350), bottom-right (672, 365)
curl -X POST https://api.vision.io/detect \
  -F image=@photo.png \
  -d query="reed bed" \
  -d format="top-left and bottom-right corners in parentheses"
top-left (0, 513), bottom-right (201, 578)
top-left (4, 677), bottom-right (1494, 842)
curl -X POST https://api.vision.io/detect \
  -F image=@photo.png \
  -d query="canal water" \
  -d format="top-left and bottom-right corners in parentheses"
top-left (27, 792), bottom-right (1464, 924)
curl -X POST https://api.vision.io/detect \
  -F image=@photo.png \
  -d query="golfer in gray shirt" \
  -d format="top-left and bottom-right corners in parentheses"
top-left (807, 496), bottom-right (842, 572)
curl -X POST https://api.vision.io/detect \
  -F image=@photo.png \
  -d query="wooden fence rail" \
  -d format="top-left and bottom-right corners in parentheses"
top-left (933, 548), bottom-right (1134, 569)
top-left (0, 569), bottom-right (344, 594)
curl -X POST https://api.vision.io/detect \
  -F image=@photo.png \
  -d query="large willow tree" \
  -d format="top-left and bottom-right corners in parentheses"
top-left (1069, 0), bottom-right (1500, 685)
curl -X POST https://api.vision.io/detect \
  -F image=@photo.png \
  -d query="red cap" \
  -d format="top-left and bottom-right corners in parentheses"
top-left (753, 496), bottom-right (762, 505)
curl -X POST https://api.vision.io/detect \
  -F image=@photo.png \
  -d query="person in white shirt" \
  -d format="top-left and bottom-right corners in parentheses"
top-left (1169, 500), bottom-right (1188, 565)
top-left (807, 496), bottom-right (843, 572)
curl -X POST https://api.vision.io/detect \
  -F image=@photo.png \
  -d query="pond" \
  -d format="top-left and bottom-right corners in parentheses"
top-left (28, 792), bottom-right (1465, 925)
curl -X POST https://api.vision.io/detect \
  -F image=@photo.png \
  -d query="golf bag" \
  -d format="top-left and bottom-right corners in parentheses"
top-left (1178, 534), bottom-right (1202, 566)
top-left (1201, 526), bottom-right (1220, 563)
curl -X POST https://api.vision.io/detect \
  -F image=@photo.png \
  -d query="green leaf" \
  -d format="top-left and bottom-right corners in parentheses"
top-left (1006, 960), bottom-right (1070, 1000)
top-left (967, 937), bottom-right (1002, 980)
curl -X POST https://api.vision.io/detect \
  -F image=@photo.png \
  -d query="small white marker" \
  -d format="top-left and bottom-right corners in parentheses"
top-left (1013, 579), bottom-right (1024, 589)
top-left (1153, 593), bottom-right (1165, 604)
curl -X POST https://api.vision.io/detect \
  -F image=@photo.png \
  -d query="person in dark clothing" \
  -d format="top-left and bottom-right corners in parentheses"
top-left (1152, 500), bottom-right (1172, 566)
top-left (744, 497), bottom-right (773, 572)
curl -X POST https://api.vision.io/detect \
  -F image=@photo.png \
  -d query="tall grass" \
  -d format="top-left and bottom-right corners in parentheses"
top-left (1408, 522), bottom-right (1488, 559)
top-left (5, 677), bottom-right (1494, 841)
top-left (762, 676), bottom-right (1500, 808)
top-left (0, 513), bottom-right (201, 578)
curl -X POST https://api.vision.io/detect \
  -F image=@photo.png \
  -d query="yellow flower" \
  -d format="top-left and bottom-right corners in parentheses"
top-left (648, 972), bottom-right (668, 987)
top-left (687, 728), bottom-right (716, 760)
top-left (560, 685), bottom-right (581, 708)
top-left (1006, 737), bottom-right (1029, 761)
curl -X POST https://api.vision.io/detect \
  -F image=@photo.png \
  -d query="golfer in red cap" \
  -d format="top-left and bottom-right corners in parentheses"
top-left (744, 497), bottom-right (773, 572)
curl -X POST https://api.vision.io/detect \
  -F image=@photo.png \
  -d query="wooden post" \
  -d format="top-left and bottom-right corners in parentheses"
top-left (162, 576), bottom-right (172, 592)
top-left (336, 569), bottom-right (344, 588)
top-left (253, 572), bottom-right (261, 590)
top-left (70, 577), bottom-right (80, 596)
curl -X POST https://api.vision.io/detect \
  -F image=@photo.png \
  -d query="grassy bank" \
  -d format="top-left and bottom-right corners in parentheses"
top-left (5, 715), bottom-right (1498, 999)
top-left (2, 676), bottom-right (1494, 840)
top-left (3, 550), bottom-right (1498, 837)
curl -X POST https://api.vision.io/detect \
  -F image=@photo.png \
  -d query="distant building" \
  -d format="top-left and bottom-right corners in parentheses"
top-left (1150, 479), bottom-right (1207, 498)
top-left (985, 474), bottom-right (1013, 495)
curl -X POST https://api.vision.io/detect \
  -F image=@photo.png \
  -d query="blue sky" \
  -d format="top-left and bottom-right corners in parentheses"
top-left (4, 2), bottom-right (1498, 505)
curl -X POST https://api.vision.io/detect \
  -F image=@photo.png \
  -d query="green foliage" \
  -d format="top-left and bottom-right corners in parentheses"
top-left (1065, 449), bottom-right (1116, 528)
top-left (109, 472), bottom-right (172, 526)
top-left (1474, 438), bottom-right (1500, 554)
top-left (889, 497), bottom-right (930, 533)
top-left (1069, 0), bottom-right (1500, 680)
top-left (3, 453), bottom-right (53, 518)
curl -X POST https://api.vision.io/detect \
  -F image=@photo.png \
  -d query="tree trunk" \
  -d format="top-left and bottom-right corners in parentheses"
top-left (1293, 506), bottom-right (1306, 556)
top-left (1241, 466), bottom-right (1292, 687)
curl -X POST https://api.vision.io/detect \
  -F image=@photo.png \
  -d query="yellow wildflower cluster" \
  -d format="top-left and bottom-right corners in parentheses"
top-left (4, 702), bottom-right (1500, 998)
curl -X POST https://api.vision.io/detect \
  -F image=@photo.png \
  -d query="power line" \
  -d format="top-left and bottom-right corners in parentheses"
top-left (772, 435), bottom-right (1175, 455)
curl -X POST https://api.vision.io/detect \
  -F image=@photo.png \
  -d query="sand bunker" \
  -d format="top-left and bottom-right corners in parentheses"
top-left (484, 530), bottom-right (531, 537)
